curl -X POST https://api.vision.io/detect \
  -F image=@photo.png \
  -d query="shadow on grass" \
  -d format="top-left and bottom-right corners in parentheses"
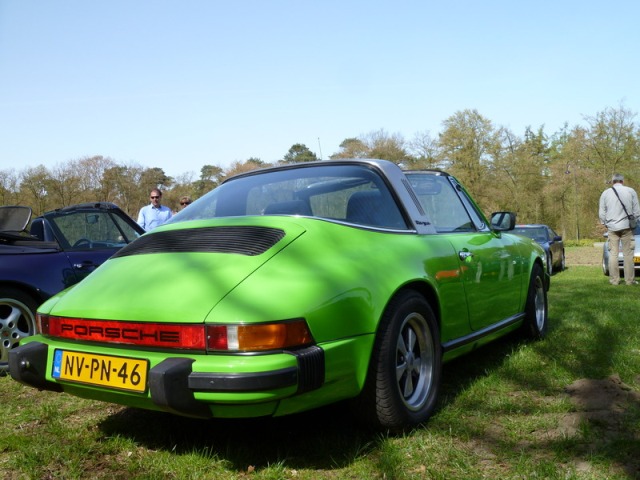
top-left (97, 336), bottom-right (521, 473)
top-left (98, 400), bottom-right (379, 471)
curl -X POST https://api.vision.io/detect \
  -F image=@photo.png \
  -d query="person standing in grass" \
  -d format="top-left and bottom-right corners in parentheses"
top-left (599, 173), bottom-right (640, 285)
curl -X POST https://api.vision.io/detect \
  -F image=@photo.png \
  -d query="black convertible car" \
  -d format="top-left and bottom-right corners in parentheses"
top-left (0, 202), bottom-right (144, 371)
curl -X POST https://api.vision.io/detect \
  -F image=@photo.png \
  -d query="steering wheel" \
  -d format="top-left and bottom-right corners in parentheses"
top-left (73, 238), bottom-right (93, 248)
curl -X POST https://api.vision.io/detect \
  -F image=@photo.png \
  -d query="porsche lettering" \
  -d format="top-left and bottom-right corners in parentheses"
top-left (59, 324), bottom-right (180, 343)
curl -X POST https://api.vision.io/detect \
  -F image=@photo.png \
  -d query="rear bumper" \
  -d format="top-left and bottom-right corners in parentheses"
top-left (9, 341), bottom-right (325, 418)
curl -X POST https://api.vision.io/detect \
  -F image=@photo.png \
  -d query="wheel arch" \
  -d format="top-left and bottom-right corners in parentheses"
top-left (379, 280), bottom-right (441, 337)
top-left (0, 281), bottom-right (47, 308)
top-left (530, 255), bottom-right (549, 291)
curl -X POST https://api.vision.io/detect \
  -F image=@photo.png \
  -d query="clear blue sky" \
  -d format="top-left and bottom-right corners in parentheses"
top-left (1, 0), bottom-right (638, 180)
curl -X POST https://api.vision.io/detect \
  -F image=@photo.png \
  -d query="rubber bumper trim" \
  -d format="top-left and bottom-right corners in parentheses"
top-left (187, 345), bottom-right (325, 394)
top-left (188, 367), bottom-right (298, 392)
top-left (148, 357), bottom-right (211, 418)
top-left (8, 342), bottom-right (63, 392)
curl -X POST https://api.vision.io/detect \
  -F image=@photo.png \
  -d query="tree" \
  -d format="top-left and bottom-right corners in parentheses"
top-left (0, 169), bottom-right (19, 205)
top-left (408, 130), bottom-right (441, 169)
top-left (330, 138), bottom-right (369, 159)
top-left (102, 163), bottom-right (146, 217)
top-left (583, 103), bottom-right (639, 184)
top-left (76, 155), bottom-right (117, 202)
top-left (193, 164), bottom-right (224, 198)
top-left (481, 126), bottom-right (552, 227)
top-left (330, 130), bottom-right (411, 164)
top-left (140, 167), bottom-right (172, 194)
top-left (223, 158), bottom-right (270, 179)
top-left (46, 160), bottom-right (84, 207)
top-left (437, 109), bottom-right (500, 202)
top-left (366, 130), bottom-right (412, 164)
top-left (19, 165), bottom-right (50, 215)
top-left (282, 144), bottom-right (317, 163)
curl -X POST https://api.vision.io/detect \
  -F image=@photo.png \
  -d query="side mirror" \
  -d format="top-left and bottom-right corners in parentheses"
top-left (553, 235), bottom-right (562, 242)
top-left (490, 211), bottom-right (516, 231)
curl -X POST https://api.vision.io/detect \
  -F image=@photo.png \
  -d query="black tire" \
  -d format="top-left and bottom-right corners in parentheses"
top-left (521, 264), bottom-right (548, 339)
top-left (353, 290), bottom-right (442, 432)
top-left (0, 288), bottom-right (38, 372)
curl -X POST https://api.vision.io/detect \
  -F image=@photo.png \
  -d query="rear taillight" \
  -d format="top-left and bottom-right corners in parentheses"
top-left (206, 319), bottom-right (313, 352)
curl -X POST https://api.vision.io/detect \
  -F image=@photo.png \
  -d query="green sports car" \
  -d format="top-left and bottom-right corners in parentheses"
top-left (9, 159), bottom-right (549, 431)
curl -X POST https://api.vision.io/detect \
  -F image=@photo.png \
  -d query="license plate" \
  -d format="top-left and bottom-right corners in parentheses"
top-left (52, 349), bottom-right (148, 393)
top-left (635, 256), bottom-right (640, 264)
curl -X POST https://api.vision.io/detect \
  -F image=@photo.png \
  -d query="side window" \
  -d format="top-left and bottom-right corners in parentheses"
top-left (454, 183), bottom-right (489, 231)
top-left (50, 212), bottom-right (138, 250)
top-left (410, 175), bottom-right (475, 233)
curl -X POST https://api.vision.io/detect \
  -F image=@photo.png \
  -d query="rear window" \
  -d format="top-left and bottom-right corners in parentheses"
top-left (170, 164), bottom-right (408, 230)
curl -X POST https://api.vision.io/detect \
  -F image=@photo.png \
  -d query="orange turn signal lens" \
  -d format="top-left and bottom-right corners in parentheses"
top-left (206, 320), bottom-right (313, 352)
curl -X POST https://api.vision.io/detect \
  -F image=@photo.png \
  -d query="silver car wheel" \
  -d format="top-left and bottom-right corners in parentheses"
top-left (396, 311), bottom-right (434, 411)
top-left (0, 295), bottom-right (37, 369)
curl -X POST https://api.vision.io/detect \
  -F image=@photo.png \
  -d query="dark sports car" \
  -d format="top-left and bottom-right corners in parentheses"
top-left (513, 224), bottom-right (565, 273)
top-left (10, 160), bottom-right (549, 431)
top-left (0, 202), bottom-right (144, 371)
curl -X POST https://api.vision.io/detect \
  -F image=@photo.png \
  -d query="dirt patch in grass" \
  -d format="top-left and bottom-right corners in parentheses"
top-left (565, 245), bottom-right (602, 267)
top-left (562, 375), bottom-right (640, 477)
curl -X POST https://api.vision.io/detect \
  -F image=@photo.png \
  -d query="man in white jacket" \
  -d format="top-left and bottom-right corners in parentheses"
top-left (599, 173), bottom-right (640, 285)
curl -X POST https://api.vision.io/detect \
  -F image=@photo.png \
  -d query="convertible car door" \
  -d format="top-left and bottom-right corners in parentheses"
top-left (447, 231), bottom-right (524, 331)
top-left (418, 175), bottom-right (526, 331)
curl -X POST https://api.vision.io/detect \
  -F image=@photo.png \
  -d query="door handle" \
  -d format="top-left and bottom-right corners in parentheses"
top-left (459, 250), bottom-right (474, 261)
top-left (73, 262), bottom-right (98, 271)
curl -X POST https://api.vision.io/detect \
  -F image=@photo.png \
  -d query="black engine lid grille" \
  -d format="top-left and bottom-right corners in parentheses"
top-left (113, 226), bottom-right (286, 258)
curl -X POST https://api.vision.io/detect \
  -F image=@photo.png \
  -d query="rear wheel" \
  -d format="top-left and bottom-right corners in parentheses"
top-left (521, 264), bottom-right (548, 339)
top-left (0, 288), bottom-right (38, 372)
top-left (353, 291), bottom-right (441, 432)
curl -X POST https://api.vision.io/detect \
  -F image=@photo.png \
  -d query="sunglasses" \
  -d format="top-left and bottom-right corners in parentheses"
top-left (180, 202), bottom-right (190, 206)
top-left (150, 196), bottom-right (161, 199)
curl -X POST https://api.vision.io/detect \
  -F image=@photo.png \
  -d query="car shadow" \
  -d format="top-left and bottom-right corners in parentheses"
top-left (98, 400), bottom-right (378, 471)
top-left (97, 334), bottom-right (521, 472)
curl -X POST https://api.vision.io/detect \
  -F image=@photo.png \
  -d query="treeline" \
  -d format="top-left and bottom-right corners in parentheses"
top-left (2, 105), bottom-right (638, 241)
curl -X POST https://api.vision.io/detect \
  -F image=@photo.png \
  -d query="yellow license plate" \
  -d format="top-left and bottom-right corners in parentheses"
top-left (52, 349), bottom-right (148, 393)
top-left (635, 256), bottom-right (640, 263)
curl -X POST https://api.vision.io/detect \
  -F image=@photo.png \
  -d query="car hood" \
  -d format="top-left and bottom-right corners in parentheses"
top-left (41, 217), bottom-right (306, 322)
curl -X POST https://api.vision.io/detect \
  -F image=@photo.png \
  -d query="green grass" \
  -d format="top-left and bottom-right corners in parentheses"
top-left (1, 261), bottom-right (639, 479)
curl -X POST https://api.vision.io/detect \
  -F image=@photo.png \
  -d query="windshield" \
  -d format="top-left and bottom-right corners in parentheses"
top-left (169, 164), bottom-right (408, 230)
top-left (46, 210), bottom-right (142, 250)
top-left (514, 227), bottom-right (547, 243)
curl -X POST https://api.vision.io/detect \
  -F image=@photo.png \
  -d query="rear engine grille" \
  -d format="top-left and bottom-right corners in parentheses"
top-left (114, 226), bottom-right (285, 257)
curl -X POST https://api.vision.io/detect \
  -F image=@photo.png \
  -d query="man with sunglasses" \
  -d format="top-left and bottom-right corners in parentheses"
top-left (137, 188), bottom-right (173, 231)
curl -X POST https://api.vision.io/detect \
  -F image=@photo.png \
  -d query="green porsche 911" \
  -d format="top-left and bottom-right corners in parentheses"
top-left (10, 159), bottom-right (549, 431)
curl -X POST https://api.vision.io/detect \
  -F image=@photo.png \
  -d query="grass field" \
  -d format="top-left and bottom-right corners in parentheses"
top-left (1, 252), bottom-right (639, 479)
